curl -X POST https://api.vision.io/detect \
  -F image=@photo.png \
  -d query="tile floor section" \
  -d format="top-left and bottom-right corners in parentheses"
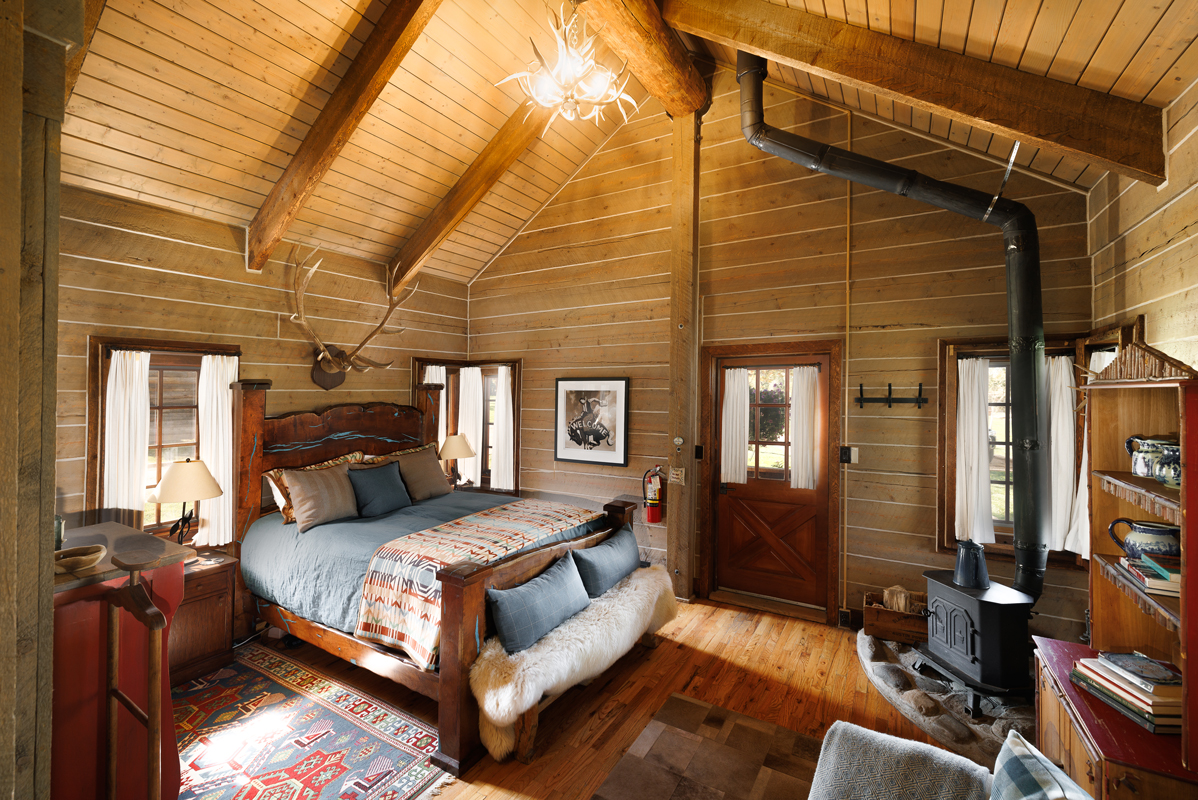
top-left (591, 694), bottom-right (823, 800)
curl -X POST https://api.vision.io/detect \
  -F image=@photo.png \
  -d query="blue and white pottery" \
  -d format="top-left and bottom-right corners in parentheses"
top-left (1108, 518), bottom-right (1181, 560)
top-left (1152, 448), bottom-right (1182, 489)
top-left (1124, 434), bottom-right (1180, 479)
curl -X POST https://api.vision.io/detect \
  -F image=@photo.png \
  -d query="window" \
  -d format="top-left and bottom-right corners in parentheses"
top-left (936, 322), bottom-right (1139, 562)
top-left (144, 354), bottom-right (201, 531)
top-left (412, 357), bottom-right (520, 492)
top-left (746, 367), bottom-right (792, 481)
top-left (987, 360), bottom-right (1013, 530)
top-left (85, 337), bottom-right (240, 532)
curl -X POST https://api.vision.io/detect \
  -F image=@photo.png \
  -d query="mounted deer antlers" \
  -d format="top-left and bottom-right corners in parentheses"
top-left (288, 245), bottom-right (420, 387)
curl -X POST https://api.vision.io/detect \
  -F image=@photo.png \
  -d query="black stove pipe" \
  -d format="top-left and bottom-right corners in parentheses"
top-left (737, 52), bottom-right (1050, 601)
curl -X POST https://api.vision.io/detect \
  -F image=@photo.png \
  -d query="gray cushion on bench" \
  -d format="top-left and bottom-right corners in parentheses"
top-left (487, 554), bottom-right (590, 654)
top-left (571, 526), bottom-right (641, 598)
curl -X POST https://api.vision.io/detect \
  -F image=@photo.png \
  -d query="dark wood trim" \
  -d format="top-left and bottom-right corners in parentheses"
top-left (84, 336), bottom-right (241, 526)
top-left (698, 339), bottom-right (842, 625)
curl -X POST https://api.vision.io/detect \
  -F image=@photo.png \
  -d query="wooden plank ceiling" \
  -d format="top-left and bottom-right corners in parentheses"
top-left (61, 0), bottom-right (1198, 283)
top-left (687, 0), bottom-right (1198, 190)
top-left (61, 0), bottom-right (646, 283)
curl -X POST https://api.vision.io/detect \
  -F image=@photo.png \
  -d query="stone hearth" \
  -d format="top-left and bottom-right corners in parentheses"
top-left (856, 630), bottom-right (1034, 769)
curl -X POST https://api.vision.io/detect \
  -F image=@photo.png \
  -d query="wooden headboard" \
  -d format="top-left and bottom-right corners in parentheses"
top-left (230, 379), bottom-right (443, 544)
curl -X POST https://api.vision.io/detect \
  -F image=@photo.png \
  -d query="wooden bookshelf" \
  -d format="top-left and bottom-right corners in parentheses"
top-left (1078, 342), bottom-right (1196, 771)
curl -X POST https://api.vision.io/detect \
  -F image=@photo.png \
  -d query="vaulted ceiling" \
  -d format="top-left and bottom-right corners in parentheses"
top-left (62, 0), bottom-right (1198, 285)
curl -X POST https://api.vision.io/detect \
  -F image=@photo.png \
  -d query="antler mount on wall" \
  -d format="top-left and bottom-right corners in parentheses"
top-left (287, 245), bottom-right (420, 390)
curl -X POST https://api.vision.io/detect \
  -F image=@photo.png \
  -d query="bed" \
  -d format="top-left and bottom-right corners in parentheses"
top-left (228, 379), bottom-right (636, 776)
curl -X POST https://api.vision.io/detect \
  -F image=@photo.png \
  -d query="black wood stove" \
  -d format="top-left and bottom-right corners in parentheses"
top-left (920, 569), bottom-right (1035, 692)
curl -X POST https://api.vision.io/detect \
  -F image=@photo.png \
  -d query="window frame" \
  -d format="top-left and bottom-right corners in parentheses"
top-left (84, 337), bottom-right (240, 533)
top-left (412, 356), bottom-right (521, 494)
top-left (937, 334), bottom-right (1086, 565)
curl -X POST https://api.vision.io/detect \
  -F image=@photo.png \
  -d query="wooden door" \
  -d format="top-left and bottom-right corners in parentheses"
top-left (714, 355), bottom-right (831, 608)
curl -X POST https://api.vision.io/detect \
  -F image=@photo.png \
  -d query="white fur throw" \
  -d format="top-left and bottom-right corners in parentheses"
top-left (469, 564), bottom-right (677, 761)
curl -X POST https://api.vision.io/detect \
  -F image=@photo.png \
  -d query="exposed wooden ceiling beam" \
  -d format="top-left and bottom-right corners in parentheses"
top-left (245, 0), bottom-right (443, 272)
top-left (389, 104), bottom-right (556, 296)
top-left (578, 0), bottom-right (706, 118)
top-left (65, 0), bottom-right (107, 103)
top-left (662, 0), bottom-right (1166, 185)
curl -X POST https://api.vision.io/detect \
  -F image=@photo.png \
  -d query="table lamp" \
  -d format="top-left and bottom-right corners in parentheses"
top-left (147, 458), bottom-right (223, 544)
top-left (438, 434), bottom-right (475, 485)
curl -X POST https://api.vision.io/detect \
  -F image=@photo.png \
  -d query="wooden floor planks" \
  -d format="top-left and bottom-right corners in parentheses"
top-left (263, 599), bottom-right (933, 800)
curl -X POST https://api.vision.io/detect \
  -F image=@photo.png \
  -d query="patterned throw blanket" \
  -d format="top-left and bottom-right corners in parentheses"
top-left (354, 500), bottom-right (603, 670)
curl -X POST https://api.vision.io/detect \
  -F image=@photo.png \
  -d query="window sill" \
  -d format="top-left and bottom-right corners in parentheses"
top-left (939, 537), bottom-right (1088, 571)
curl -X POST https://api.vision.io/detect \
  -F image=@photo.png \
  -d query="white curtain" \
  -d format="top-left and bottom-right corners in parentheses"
top-left (721, 368), bottom-right (749, 483)
top-left (492, 366), bottom-right (516, 491)
top-left (422, 364), bottom-right (448, 447)
top-left (1046, 356), bottom-right (1077, 553)
top-left (1063, 350), bottom-right (1119, 557)
top-left (458, 366), bottom-right (484, 485)
top-left (955, 358), bottom-right (995, 543)
top-left (789, 366), bottom-right (818, 490)
top-left (103, 350), bottom-right (152, 516)
top-left (197, 354), bottom-right (239, 546)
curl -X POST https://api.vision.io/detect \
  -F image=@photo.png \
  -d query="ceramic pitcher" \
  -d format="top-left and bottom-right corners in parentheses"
top-left (1124, 434), bottom-right (1180, 480)
top-left (1108, 518), bottom-right (1181, 560)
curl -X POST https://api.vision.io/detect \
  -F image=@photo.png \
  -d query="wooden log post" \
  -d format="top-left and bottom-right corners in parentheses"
top-left (433, 561), bottom-right (491, 776)
top-left (230, 379), bottom-right (271, 639)
top-left (666, 112), bottom-right (702, 599)
top-left (414, 383), bottom-right (443, 450)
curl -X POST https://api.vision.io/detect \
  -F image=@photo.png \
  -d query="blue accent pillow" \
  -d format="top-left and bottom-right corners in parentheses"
top-left (487, 554), bottom-right (590, 654)
top-left (347, 462), bottom-right (411, 517)
top-left (571, 526), bottom-right (641, 598)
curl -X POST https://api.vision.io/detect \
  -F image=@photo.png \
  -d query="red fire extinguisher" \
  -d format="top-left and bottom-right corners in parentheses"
top-left (643, 466), bottom-right (664, 523)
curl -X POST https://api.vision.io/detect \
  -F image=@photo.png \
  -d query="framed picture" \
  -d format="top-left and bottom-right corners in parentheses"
top-left (554, 378), bottom-right (630, 466)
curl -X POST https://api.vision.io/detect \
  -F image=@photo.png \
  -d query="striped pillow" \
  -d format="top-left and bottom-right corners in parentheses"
top-left (282, 463), bottom-right (358, 532)
top-left (265, 451), bottom-right (364, 523)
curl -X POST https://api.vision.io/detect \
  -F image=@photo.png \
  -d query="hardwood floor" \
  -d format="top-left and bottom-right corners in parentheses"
top-left (264, 599), bottom-right (934, 799)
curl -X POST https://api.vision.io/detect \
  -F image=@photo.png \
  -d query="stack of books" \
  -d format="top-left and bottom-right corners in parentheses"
top-left (1070, 651), bottom-right (1182, 734)
top-left (1118, 554), bottom-right (1181, 597)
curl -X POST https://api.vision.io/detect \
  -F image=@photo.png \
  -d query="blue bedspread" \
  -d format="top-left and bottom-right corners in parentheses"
top-left (240, 493), bottom-right (605, 636)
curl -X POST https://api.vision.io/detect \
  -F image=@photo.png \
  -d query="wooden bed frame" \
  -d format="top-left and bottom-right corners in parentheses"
top-left (228, 379), bottom-right (636, 776)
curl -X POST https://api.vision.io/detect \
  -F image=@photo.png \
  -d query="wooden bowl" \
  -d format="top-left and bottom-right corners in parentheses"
top-left (54, 544), bottom-right (107, 574)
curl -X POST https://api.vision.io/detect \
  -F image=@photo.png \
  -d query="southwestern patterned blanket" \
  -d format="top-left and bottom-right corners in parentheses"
top-left (354, 499), bottom-right (603, 670)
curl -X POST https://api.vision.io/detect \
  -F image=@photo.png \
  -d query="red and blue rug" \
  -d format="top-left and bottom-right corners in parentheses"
top-left (172, 643), bottom-right (447, 800)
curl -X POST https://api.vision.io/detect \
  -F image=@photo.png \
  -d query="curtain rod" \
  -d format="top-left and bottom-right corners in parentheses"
top-left (723, 363), bottom-right (822, 372)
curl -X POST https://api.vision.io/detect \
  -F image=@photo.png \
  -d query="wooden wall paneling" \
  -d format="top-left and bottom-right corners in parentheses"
top-left (55, 186), bottom-right (468, 530)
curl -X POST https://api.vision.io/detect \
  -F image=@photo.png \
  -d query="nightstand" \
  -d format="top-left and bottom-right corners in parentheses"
top-left (168, 549), bottom-right (237, 686)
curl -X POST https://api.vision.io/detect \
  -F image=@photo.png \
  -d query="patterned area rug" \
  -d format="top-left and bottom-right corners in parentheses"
top-left (591, 694), bottom-right (823, 800)
top-left (172, 644), bottom-right (447, 800)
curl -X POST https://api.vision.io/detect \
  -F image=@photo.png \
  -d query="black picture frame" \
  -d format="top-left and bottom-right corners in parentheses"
top-left (554, 377), bottom-right (630, 466)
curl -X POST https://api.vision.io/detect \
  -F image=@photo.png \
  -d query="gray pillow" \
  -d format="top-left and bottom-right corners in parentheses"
top-left (571, 526), bottom-right (641, 598)
top-left (282, 463), bottom-right (357, 533)
top-left (487, 555), bottom-right (590, 654)
top-left (348, 462), bottom-right (411, 517)
top-left (990, 730), bottom-right (1089, 800)
top-left (395, 446), bottom-right (452, 502)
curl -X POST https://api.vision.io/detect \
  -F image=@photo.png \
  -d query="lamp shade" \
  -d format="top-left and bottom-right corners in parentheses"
top-left (150, 458), bottom-right (223, 504)
top-left (439, 434), bottom-right (475, 460)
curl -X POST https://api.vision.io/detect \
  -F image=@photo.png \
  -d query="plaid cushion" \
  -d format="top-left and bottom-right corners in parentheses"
top-left (991, 730), bottom-right (1091, 800)
top-left (283, 463), bottom-right (358, 533)
top-left (571, 526), bottom-right (640, 598)
top-left (265, 451), bottom-right (364, 523)
top-left (486, 555), bottom-right (590, 654)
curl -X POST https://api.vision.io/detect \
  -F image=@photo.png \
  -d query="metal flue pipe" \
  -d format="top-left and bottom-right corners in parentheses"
top-left (736, 52), bottom-right (1050, 601)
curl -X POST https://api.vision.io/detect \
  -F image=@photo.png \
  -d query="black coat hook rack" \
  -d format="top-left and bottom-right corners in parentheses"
top-left (856, 383), bottom-right (927, 409)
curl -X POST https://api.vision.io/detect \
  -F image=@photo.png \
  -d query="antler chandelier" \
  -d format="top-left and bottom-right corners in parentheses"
top-left (499, 3), bottom-right (637, 128)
